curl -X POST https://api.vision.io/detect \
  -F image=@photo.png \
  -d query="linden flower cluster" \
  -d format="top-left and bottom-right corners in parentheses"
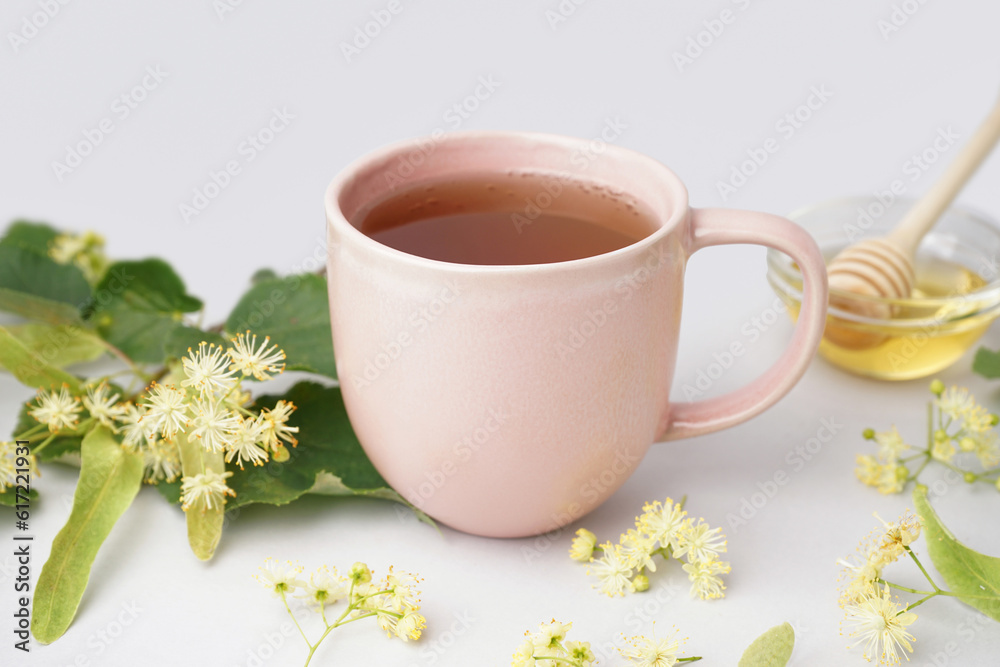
top-left (257, 559), bottom-right (425, 666)
top-left (0, 440), bottom-right (39, 493)
top-left (838, 511), bottom-right (923, 666)
top-left (570, 497), bottom-right (730, 601)
top-left (25, 333), bottom-right (296, 513)
top-left (49, 230), bottom-right (109, 284)
top-left (856, 381), bottom-right (1000, 495)
top-left (511, 621), bottom-right (701, 667)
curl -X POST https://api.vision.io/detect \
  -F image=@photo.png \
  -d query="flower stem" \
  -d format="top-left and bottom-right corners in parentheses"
top-left (31, 432), bottom-right (59, 457)
top-left (678, 658), bottom-right (703, 664)
top-left (13, 422), bottom-right (47, 442)
top-left (879, 580), bottom-right (935, 596)
top-left (281, 591), bottom-right (312, 649)
top-left (902, 592), bottom-right (939, 612)
top-left (905, 547), bottom-right (941, 593)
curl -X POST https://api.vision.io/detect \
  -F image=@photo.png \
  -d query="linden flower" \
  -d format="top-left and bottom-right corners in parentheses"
top-left (564, 641), bottom-right (596, 665)
top-left (82, 383), bottom-right (126, 429)
top-left (141, 383), bottom-right (190, 439)
top-left (855, 455), bottom-right (906, 495)
top-left (874, 511), bottom-right (921, 561)
top-left (394, 610), bottom-right (426, 642)
top-left (224, 415), bottom-right (268, 468)
top-left (638, 497), bottom-right (688, 551)
top-left (117, 403), bottom-right (155, 450)
top-left (936, 386), bottom-right (975, 421)
top-left (181, 342), bottom-right (238, 396)
top-left (229, 331), bottom-right (286, 381)
top-left (258, 400), bottom-right (299, 451)
top-left (844, 584), bottom-right (917, 666)
top-left (873, 427), bottom-right (909, 460)
top-left (682, 554), bottom-right (730, 600)
top-left (512, 640), bottom-right (536, 667)
top-left (49, 230), bottom-right (108, 283)
top-left (586, 543), bottom-right (635, 597)
top-left (970, 430), bottom-right (1000, 468)
top-left (620, 528), bottom-right (658, 572)
top-left (385, 567), bottom-right (421, 612)
top-left (569, 528), bottom-right (598, 562)
top-left (189, 398), bottom-right (239, 453)
top-left (674, 519), bottom-right (727, 564)
top-left (144, 439), bottom-right (182, 484)
top-left (0, 441), bottom-right (38, 492)
top-left (180, 469), bottom-right (235, 511)
top-left (532, 620), bottom-right (573, 653)
top-left (29, 384), bottom-right (82, 432)
top-left (348, 562), bottom-right (372, 585)
top-left (257, 558), bottom-right (307, 597)
top-left (837, 551), bottom-right (882, 605)
top-left (619, 629), bottom-right (682, 667)
top-left (931, 431), bottom-right (956, 463)
top-left (294, 566), bottom-right (349, 611)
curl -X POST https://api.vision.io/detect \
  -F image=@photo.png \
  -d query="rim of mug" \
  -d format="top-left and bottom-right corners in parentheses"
top-left (325, 130), bottom-right (690, 273)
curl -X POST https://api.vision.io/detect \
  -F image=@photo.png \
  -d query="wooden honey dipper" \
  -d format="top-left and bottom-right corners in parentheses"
top-left (825, 95), bottom-right (1000, 349)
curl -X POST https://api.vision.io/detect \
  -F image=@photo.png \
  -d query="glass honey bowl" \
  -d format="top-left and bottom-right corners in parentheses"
top-left (766, 196), bottom-right (1000, 380)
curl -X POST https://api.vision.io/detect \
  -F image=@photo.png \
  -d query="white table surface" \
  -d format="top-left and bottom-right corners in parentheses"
top-left (3, 1), bottom-right (1000, 665)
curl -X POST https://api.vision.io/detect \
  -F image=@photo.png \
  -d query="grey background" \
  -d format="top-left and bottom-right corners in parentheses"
top-left (2, 1), bottom-right (1000, 665)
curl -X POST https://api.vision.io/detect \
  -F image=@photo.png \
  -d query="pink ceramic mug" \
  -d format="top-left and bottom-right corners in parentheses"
top-left (325, 131), bottom-right (827, 538)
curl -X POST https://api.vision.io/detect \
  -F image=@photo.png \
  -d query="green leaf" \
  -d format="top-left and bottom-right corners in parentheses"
top-left (13, 404), bottom-right (84, 462)
top-left (4, 323), bottom-right (106, 369)
top-left (31, 426), bottom-right (144, 644)
top-left (913, 485), bottom-right (1000, 621)
top-left (973, 347), bottom-right (1000, 379)
top-left (163, 325), bottom-right (228, 361)
top-left (155, 478), bottom-right (182, 505)
top-left (225, 382), bottom-right (425, 521)
top-left (225, 274), bottom-right (337, 379)
top-left (0, 287), bottom-right (84, 326)
top-left (0, 220), bottom-right (60, 254)
top-left (0, 244), bottom-right (91, 308)
top-left (176, 431), bottom-right (225, 561)
top-left (738, 622), bottom-right (795, 667)
top-left (251, 268), bottom-right (279, 285)
top-left (0, 326), bottom-right (81, 392)
top-left (87, 259), bottom-right (203, 363)
top-left (0, 487), bottom-right (39, 507)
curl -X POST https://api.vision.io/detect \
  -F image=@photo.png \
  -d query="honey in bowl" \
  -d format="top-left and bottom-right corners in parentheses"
top-left (775, 254), bottom-right (994, 381)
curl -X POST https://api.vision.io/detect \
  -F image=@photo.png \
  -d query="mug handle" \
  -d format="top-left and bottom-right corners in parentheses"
top-left (657, 207), bottom-right (828, 441)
